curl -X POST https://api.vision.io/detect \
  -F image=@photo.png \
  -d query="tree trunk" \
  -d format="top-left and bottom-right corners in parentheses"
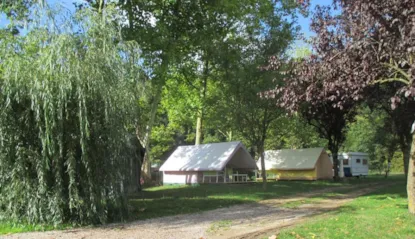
top-left (141, 85), bottom-right (163, 179)
top-left (195, 59), bottom-right (208, 145)
top-left (385, 150), bottom-right (394, 178)
top-left (133, 150), bottom-right (143, 192)
top-left (327, 136), bottom-right (339, 180)
top-left (407, 130), bottom-right (415, 214)
top-left (259, 146), bottom-right (267, 190)
top-left (195, 116), bottom-right (203, 145)
top-left (128, 154), bottom-right (139, 193)
top-left (129, 133), bottom-right (145, 193)
top-left (127, 0), bottom-right (138, 186)
top-left (140, 52), bottom-right (170, 180)
top-left (141, 153), bottom-right (151, 180)
top-left (385, 160), bottom-right (390, 178)
top-left (330, 147), bottom-right (339, 180)
top-left (403, 146), bottom-right (410, 176)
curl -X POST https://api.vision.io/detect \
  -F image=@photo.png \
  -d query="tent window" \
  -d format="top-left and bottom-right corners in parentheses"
top-left (343, 159), bottom-right (349, 165)
top-left (363, 159), bottom-right (368, 165)
top-left (356, 158), bottom-right (361, 163)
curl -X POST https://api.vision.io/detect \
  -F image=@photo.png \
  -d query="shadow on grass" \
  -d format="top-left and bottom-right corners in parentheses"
top-left (136, 174), bottom-right (406, 198)
top-left (126, 174), bottom-right (407, 222)
top-left (129, 197), bottom-right (249, 221)
top-left (360, 182), bottom-right (408, 200)
top-left (133, 181), bottom-right (344, 200)
top-left (127, 181), bottom-right (342, 221)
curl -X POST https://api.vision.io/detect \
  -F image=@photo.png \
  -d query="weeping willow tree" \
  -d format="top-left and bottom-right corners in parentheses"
top-left (0, 6), bottom-right (141, 225)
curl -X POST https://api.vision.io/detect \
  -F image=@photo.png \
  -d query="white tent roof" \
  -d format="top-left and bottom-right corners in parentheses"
top-left (160, 141), bottom-right (256, 172)
top-left (258, 147), bottom-right (325, 170)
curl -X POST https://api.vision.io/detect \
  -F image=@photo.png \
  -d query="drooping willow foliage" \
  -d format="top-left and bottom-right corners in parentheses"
top-left (0, 7), bottom-right (141, 225)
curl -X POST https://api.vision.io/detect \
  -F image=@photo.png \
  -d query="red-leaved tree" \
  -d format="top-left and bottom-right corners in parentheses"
top-left (268, 0), bottom-right (415, 213)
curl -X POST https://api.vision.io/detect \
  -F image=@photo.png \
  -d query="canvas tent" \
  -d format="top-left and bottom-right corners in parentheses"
top-left (257, 148), bottom-right (333, 180)
top-left (160, 141), bottom-right (257, 184)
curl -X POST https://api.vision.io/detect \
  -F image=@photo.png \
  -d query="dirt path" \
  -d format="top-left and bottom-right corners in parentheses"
top-left (218, 184), bottom-right (384, 239)
top-left (3, 183), bottom-right (390, 239)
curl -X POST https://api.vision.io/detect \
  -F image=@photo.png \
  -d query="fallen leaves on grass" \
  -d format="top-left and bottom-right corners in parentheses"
top-left (290, 231), bottom-right (304, 239)
top-left (308, 232), bottom-right (316, 238)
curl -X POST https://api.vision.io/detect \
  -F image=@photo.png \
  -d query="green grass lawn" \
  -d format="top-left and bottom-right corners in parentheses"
top-left (0, 175), bottom-right (407, 235)
top-left (128, 175), bottom-right (403, 220)
top-left (129, 180), bottom-right (342, 220)
top-left (0, 223), bottom-right (71, 235)
top-left (130, 180), bottom-right (339, 217)
top-left (274, 178), bottom-right (415, 239)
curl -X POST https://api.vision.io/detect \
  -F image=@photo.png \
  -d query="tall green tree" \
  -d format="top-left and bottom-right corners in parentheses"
top-left (224, 21), bottom-right (300, 189)
top-left (266, 115), bottom-right (327, 150)
top-left (230, 75), bottom-right (285, 189)
top-left (81, 1), bottom-right (305, 185)
top-left (111, 0), bottom-right (297, 178)
top-left (343, 107), bottom-right (401, 175)
top-left (0, 6), bottom-right (141, 224)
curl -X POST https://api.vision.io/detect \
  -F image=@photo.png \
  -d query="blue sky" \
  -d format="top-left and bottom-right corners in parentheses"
top-left (297, 0), bottom-right (334, 37)
top-left (2, 0), bottom-right (334, 47)
top-left (48, 0), bottom-right (83, 9)
top-left (47, 0), bottom-right (333, 39)
top-left (294, 0), bottom-right (335, 48)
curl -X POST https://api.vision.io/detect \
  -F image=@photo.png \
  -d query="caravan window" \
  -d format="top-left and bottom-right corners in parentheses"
top-left (363, 159), bottom-right (368, 165)
top-left (356, 158), bottom-right (361, 163)
top-left (343, 159), bottom-right (349, 165)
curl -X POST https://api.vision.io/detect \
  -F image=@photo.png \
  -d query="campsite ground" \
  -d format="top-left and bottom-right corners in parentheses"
top-left (2, 175), bottom-right (414, 239)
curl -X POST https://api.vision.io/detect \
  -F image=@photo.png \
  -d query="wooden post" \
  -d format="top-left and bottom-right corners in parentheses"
top-left (216, 172), bottom-right (218, 183)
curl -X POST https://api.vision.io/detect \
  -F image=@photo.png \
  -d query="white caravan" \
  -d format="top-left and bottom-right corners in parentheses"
top-left (337, 152), bottom-right (369, 177)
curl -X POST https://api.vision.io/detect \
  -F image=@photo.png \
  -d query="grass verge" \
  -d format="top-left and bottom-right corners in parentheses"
top-left (271, 178), bottom-right (415, 239)
top-left (0, 222), bottom-right (71, 235)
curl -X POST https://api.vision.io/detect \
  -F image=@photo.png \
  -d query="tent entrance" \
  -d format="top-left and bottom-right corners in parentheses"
top-left (202, 171), bottom-right (225, 183)
top-left (201, 168), bottom-right (251, 183)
